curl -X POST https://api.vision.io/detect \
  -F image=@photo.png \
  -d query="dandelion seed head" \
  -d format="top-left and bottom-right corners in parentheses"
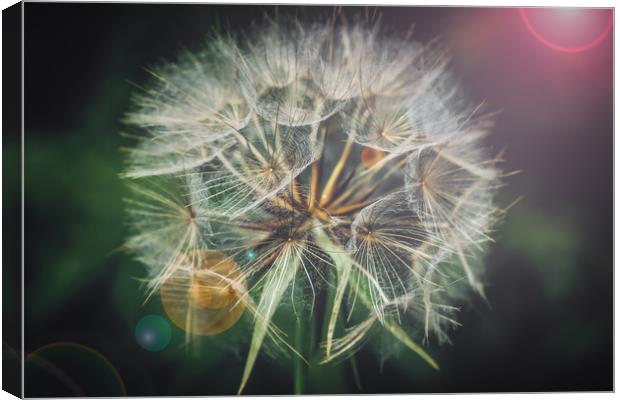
top-left (124, 14), bottom-right (505, 391)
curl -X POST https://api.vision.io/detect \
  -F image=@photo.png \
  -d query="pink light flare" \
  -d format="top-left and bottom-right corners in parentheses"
top-left (520, 8), bottom-right (612, 53)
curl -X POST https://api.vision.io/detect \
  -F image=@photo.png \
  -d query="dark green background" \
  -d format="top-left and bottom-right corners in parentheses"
top-left (8, 4), bottom-right (613, 396)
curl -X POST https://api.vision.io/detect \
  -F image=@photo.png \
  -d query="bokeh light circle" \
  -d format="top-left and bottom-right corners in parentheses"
top-left (24, 342), bottom-right (126, 397)
top-left (246, 249), bottom-right (257, 261)
top-left (360, 147), bottom-right (385, 169)
top-left (520, 8), bottom-right (612, 53)
top-left (161, 249), bottom-right (247, 336)
top-left (135, 314), bottom-right (172, 351)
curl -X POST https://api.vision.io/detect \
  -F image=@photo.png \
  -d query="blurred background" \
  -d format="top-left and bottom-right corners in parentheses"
top-left (6, 4), bottom-right (612, 396)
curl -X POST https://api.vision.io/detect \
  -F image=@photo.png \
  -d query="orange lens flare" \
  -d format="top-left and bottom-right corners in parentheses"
top-left (360, 147), bottom-right (385, 169)
top-left (161, 250), bottom-right (247, 336)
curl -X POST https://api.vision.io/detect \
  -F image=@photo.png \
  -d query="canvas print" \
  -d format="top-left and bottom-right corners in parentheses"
top-left (3, 3), bottom-right (613, 397)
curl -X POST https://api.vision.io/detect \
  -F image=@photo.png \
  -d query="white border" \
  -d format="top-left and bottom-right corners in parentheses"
top-left (0, 1), bottom-right (615, 400)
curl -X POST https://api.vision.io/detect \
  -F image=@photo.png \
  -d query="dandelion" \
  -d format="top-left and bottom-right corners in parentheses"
top-left (123, 14), bottom-right (505, 394)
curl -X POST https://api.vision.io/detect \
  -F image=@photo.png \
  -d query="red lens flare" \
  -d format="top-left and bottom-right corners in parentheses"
top-left (520, 8), bottom-right (612, 53)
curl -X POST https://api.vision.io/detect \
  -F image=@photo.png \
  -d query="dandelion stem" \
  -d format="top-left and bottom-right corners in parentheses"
top-left (329, 156), bottom-right (407, 209)
top-left (321, 265), bottom-right (339, 357)
top-left (320, 135), bottom-right (354, 207)
top-left (294, 316), bottom-right (306, 394)
top-left (328, 201), bottom-right (372, 216)
top-left (308, 126), bottom-right (326, 210)
top-left (291, 177), bottom-right (302, 204)
top-left (308, 160), bottom-right (321, 211)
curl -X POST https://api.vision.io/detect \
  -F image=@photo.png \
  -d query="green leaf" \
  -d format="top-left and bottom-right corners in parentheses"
top-left (238, 245), bottom-right (300, 394)
top-left (314, 228), bottom-right (352, 360)
top-left (383, 318), bottom-right (439, 370)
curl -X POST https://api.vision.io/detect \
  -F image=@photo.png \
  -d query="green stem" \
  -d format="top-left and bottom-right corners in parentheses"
top-left (294, 316), bottom-right (306, 394)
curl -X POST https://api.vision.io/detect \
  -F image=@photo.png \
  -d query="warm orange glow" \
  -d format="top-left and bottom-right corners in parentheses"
top-left (361, 147), bottom-right (385, 169)
top-left (161, 250), bottom-right (247, 336)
